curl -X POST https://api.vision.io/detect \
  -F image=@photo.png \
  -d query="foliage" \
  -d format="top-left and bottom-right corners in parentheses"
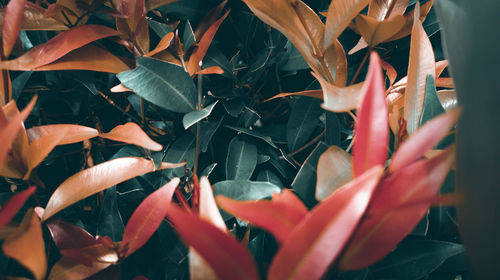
top-left (0, 0), bottom-right (468, 279)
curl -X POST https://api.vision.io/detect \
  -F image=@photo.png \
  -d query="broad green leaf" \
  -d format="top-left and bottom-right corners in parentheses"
top-left (42, 157), bottom-right (183, 221)
top-left (164, 133), bottom-right (196, 176)
top-left (99, 122), bottom-right (162, 151)
top-left (147, 18), bottom-right (173, 38)
top-left (121, 178), bottom-right (180, 257)
top-left (225, 136), bottom-right (257, 180)
top-left (420, 75), bottom-right (446, 126)
top-left (268, 166), bottom-right (384, 280)
top-left (204, 49), bottom-right (236, 80)
top-left (404, 3), bottom-right (436, 134)
top-left (2, 0), bottom-right (27, 57)
top-left (97, 187), bottom-right (125, 242)
top-left (0, 24), bottom-right (120, 70)
top-left (213, 180), bottom-right (281, 202)
top-left (3, 209), bottom-right (46, 280)
top-left (286, 96), bottom-right (323, 152)
top-left (183, 101), bottom-right (219, 129)
top-left (291, 141), bottom-right (329, 207)
top-left (199, 117), bottom-right (224, 153)
top-left (224, 125), bottom-right (278, 148)
top-left (353, 52), bottom-right (388, 177)
top-left (324, 0), bottom-right (370, 50)
top-left (183, 20), bottom-right (196, 50)
top-left (315, 146), bottom-right (352, 201)
top-left (257, 169), bottom-right (283, 189)
top-left (166, 206), bottom-right (259, 280)
top-left (217, 189), bottom-right (307, 244)
top-left (371, 239), bottom-right (465, 280)
top-left (280, 41), bottom-right (309, 71)
top-left (0, 186), bottom-right (35, 230)
top-left (118, 56), bottom-right (197, 113)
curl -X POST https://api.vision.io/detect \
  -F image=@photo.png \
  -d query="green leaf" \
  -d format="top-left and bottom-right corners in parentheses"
top-left (420, 75), bottom-right (445, 126)
top-left (325, 112), bottom-right (341, 146)
top-left (239, 107), bottom-right (261, 128)
top-left (280, 41), bottom-right (309, 72)
top-left (199, 117), bottom-right (224, 153)
top-left (147, 18), bottom-right (173, 38)
top-left (164, 133), bottom-right (196, 177)
top-left (12, 71), bottom-right (33, 101)
top-left (223, 98), bottom-right (245, 117)
top-left (182, 100), bottom-right (219, 129)
top-left (118, 56), bottom-right (197, 113)
top-left (96, 186), bottom-right (124, 242)
top-left (213, 180), bottom-right (281, 202)
top-left (183, 20), bottom-right (195, 50)
top-left (257, 169), bottom-right (283, 189)
top-left (225, 136), bottom-right (257, 180)
top-left (291, 141), bottom-right (329, 208)
top-left (204, 48), bottom-right (236, 80)
top-left (286, 96), bottom-right (323, 152)
top-left (372, 239), bottom-right (465, 280)
top-left (201, 163), bottom-right (218, 177)
top-left (224, 125), bottom-right (278, 148)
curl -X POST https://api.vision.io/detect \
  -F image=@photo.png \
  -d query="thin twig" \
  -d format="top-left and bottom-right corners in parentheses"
top-left (193, 73), bottom-right (203, 176)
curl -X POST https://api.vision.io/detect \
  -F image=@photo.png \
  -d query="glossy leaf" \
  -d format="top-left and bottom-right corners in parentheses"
top-left (117, 56), bottom-right (197, 113)
top-left (438, 90), bottom-right (457, 111)
top-left (97, 187), bottom-right (125, 241)
top-left (213, 180), bottom-right (281, 203)
top-left (224, 125), bottom-right (277, 148)
top-left (27, 124), bottom-right (98, 145)
top-left (404, 3), bottom-right (436, 134)
top-left (2, 0), bottom-right (27, 57)
top-left (217, 189), bottom-right (307, 244)
top-left (0, 7), bottom-right (68, 31)
top-left (42, 157), bottom-right (183, 221)
top-left (266, 90), bottom-right (323, 102)
top-left (0, 24), bottom-right (120, 70)
top-left (356, 14), bottom-right (406, 47)
top-left (121, 178), bottom-right (180, 257)
top-left (367, 0), bottom-right (409, 20)
top-left (420, 74), bottom-right (446, 125)
top-left (353, 52), bottom-right (388, 177)
top-left (166, 206), bottom-right (259, 280)
top-left (268, 166), bottom-right (384, 280)
top-left (195, 66), bottom-right (224, 75)
top-left (2, 209), bottom-right (47, 280)
top-left (286, 96), bottom-right (323, 152)
top-left (315, 146), bottom-right (352, 201)
top-left (99, 122), bottom-right (162, 151)
top-left (225, 136), bottom-right (257, 180)
top-left (389, 107), bottom-right (460, 173)
top-left (315, 71), bottom-right (365, 112)
top-left (183, 101), bottom-right (219, 129)
top-left (324, 0), bottom-right (370, 49)
top-left (164, 133), bottom-right (196, 176)
top-left (146, 32), bottom-right (174, 57)
top-left (0, 186), bottom-right (35, 230)
top-left (340, 147), bottom-right (456, 270)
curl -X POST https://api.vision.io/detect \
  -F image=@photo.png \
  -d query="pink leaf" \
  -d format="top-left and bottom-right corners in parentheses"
top-left (0, 186), bottom-right (35, 230)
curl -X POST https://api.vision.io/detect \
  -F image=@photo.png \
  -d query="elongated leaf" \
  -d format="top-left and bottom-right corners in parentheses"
top-left (356, 14), bottom-right (406, 47)
top-left (315, 146), bottom-right (352, 201)
top-left (339, 147), bottom-right (455, 270)
top-left (225, 136), bottom-right (257, 180)
top-left (324, 0), bottom-right (370, 49)
top-left (183, 101), bottom-right (219, 129)
top-left (224, 125), bottom-right (277, 148)
top-left (146, 32), bottom-right (174, 57)
top-left (2, 0), bottom-right (27, 57)
top-left (268, 166), bottom-right (384, 280)
top-left (99, 122), bottom-right (162, 151)
top-left (3, 209), bottom-right (46, 280)
top-left (97, 187), bottom-right (125, 241)
top-left (195, 66), bottom-right (224, 75)
top-left (266, 90), bottom-right (323, 102)
top-left (48, 257), bottom-right (111, 280)
top-left (213, 180), bottom-right (281, 203)
top-left (368, 0), bottom-right (409, 20)
top-left (315, 71), bottom-right (365, 112)
top-left (0, 24), bottom-right (120, 70)
top-left (121, 178), bottom-right (180, 257)
top-left (389, 107), bottom-right (460, 173)
top-left (146, 0), bottom-right (179, 11)
top-left (420, 75), bottom-right (446, 125)
top-left (353, 52), bottom-right (388, 177)
top-left (34, 44), bottom-right (132, 74)
top-left (0, 8), bottom-right (68, 31)
top-left (42, 157), bottom-right (183, 221)
top-left (199, 118), bottom-right (224, 153)
top-left (166, 206), bottom-right (259, 280)
top-left (26, 124), bottom-right (97, 144)
top-left (438, 90), bottom-right (457, 111)
top-left (404, 3), bottom-right (435, 134)
top-left (217, 189), bottom-right (307, 244)
top-left (286, 96), bottom-right (323, 152)
top-left (118, 56), bottom-right (197, 113)
top-left (164, 133), bottom-right (196, 176)
top-left (0, 186), bottom-right (35, 230)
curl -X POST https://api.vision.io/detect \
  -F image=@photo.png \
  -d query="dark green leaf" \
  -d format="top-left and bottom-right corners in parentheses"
top-left (224, 125), bottom-right (278, 148)
top-left (287, 96), bottom-right (323, 152)
top-left (325, 112), bottom-right (341, 146)
top-left (147, 18), bottom-right (173, 38)
top-left (420, 75), bottom-right (445, 126)
top-left (201, 163), bottom-right (217, 177)
top-left (250, 47), bottom-right (272, 72)
top-left (257, 169), bottom-right (283, 189)
top-left (225, 136), bottom-right (257, 180)
top-left (239, 106), bottom-right (261, 128)
top-left (118, 57), bottom-right (197, 113)
top-left (204, 48), bottom-right (236, 80)
top-left (97, 186), bottom-right (125, 242)
top-left (213, 180), bottom-right (281, 201)
top-left (183, 20), bottom-right (195, 50)
top-left (12, 71), bottom-right (33, 101)
top-left (182, 100), bottom-right (219, 129)
top-left (280, 41), bottom-right (309, 71)
top-left (223, 98), bottom-right (245, 117)
top-left (199, 117), bottom-right (224, 153)
top-left (164, 133), bottom-right (196, 177)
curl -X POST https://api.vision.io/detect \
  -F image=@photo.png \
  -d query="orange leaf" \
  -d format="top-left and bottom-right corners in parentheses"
top-left (404, 2), bottom-right (436, 134)
top-left (2, 0), bottom-right (27, 57)
top-left (145, 32), bottom-right (174, 57)
top-left (0, 7), bottom-right (69, 31)
top-left (367, 0), bottom-right (409, 20)
top-left (48, 257), bottom-right (111, 280)
top-left (315, 72), bottom-right (365, 112)
top-left (355, 14), bottom-right (406, 47)
top-left (27, 124), bottom-right (98, 144)
top-left (388, 107), bottom-right (460, 173)
top-left (0, 24), bottom-right (120, 70)
top-left (2, 209), bottom-right (47, 280)
top-left (381, 59), bottom-right (398, 86)
top-left (315, 146), bottom-right (352, 201)
top-left (265, 90), bottom-right (323, 102)
top-left (42, 157), bottom-right (184, 221)
top-left (438, 90), bottom-right (457, 111)
top-left (99, 122), bottom-right (162, 151)
top-left (217, 189), bottom-right (308, 244)
top-left (324, 39), bottom-right (348, 86)
top-left (167, 206), bottom-right (259, 280)
top-left (324, 0), bottom-right (370, 50)
top-left (34, 44), bottom-right (132, 74)
top-left (121, 178), bottom-right (180, 257)
top-left (195, 66), bottom-right (224, 75)
top-left (267, 166), bottom-right (384, 280)
top-left (194, 0), bottom-right (228, 40)
top-left (436, 77), bottom-right (454, 88)
top-left (339, 147), bottom-right (455, 270)
top-left (353, 52), bottom-right (388, 177)
top-left (110, 83), bottom-right (132, 93)
top-left (0, 186), bottom-right (35, 230)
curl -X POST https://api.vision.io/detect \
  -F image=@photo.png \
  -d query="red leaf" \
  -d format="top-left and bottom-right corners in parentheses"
top-left (216, 189), bottom-right (308, 244)
top-left (268, 166), bottom-right (384, 280)
top-left (0, 24), bottom-right (120, 70)
top-left (353, 52), bottom-right (388, 177)
top-left (339, 147), bottom-right (455, 270)
top-left (167, 206), bottom-right (259, 280)
top-left (2, 0), bottom-right (27, 57)
top-left (120, 178), bottom-right (180, 257)
top-left (388, 107), bottom-right (460, 173)
top-left (0, 186), bottom-right (35, 230)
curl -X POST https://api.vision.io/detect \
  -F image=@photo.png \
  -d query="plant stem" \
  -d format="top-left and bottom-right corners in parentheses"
top-left (350, 49), bottom-right (370, 85)
top-left (193, 73), bottom-right (203, 176)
